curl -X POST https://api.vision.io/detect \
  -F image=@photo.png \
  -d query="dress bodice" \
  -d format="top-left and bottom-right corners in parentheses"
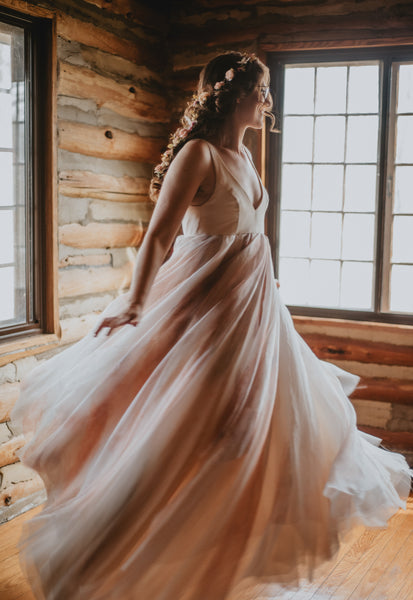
top-left (181, 140), bottom-right (268, 236)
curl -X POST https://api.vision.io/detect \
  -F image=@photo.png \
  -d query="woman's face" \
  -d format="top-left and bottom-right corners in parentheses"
top-left (237, 73), bottom-right (272, 129)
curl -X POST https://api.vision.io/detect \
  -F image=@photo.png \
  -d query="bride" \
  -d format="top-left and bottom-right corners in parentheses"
top-left (11, 51), bottom-right (412, 600)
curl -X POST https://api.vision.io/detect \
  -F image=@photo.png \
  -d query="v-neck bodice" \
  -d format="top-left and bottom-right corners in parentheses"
top-left (181, 140), bottom-right (268, 236)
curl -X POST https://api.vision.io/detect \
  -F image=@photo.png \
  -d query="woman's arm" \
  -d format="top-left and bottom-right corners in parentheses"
top-left (94, 139), bottom-right (212, 336)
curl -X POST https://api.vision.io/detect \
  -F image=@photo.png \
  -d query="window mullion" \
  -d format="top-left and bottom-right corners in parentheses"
top-left (24, 26), bottom-right (33, 325)
top-left (375, 58), bottom-right (395, 314)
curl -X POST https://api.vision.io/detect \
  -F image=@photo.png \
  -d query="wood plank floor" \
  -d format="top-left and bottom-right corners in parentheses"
top-left (0, 497), bottom-right (412, 600)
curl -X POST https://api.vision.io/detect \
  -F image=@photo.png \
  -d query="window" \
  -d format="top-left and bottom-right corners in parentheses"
top-left (0, 7), bottom-right (53, 340)
top-left (267, 49), bottom-right (413, 324)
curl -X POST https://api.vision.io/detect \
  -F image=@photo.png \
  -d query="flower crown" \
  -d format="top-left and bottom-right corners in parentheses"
top-left (213, 54), bottom-right (255, 91)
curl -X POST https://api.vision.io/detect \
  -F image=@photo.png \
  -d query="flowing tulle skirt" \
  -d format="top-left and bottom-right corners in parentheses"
top-left (11, 233), bottom-right (412, 600)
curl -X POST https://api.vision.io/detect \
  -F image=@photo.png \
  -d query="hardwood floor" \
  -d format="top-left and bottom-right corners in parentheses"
top-left (0, 497), bottom-right (412, 600)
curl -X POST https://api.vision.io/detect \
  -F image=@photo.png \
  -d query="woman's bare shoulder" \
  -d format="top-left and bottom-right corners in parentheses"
top-left (170, 139), bottom-right (212, 180)
top-left (179, 138), bottom-right (211, 160)
top-left (161, 138), bottom-right (212, 197)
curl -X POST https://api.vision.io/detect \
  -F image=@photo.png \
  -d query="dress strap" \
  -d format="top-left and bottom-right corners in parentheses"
top-left (190, 140), bottom-right (218, 207)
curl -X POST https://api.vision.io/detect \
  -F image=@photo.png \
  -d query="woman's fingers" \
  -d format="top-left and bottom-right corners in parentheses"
top-left (93, 317), bottom-right (114, 337)
top-left (93, 313), bottom-right (140, 337)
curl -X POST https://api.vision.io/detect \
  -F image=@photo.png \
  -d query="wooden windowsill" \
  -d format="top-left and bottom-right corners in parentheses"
top-left (292, 314), bottom-right (413, 344)
top-left (0, 331), bottom-right (61, 368)
top-left (293, 314), bottom-right (413, 332)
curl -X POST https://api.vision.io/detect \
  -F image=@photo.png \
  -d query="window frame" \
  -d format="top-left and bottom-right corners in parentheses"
top-left (0, 5), bottom-right (58, 355)
top-left (266, 46), bottom-right (413, 325)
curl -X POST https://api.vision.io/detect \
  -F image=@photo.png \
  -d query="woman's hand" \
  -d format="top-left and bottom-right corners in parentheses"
top-left (93, 303), bottom-right (142, 337)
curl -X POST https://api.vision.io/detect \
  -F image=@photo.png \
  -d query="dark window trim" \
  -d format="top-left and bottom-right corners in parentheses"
top-left (0, 6), bottom-right (54, 341)
top-left (266, 46), bottom-right (413, 326)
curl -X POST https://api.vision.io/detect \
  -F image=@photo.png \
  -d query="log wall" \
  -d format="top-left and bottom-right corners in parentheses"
top-left (0, 0), bottom-right (169, 522)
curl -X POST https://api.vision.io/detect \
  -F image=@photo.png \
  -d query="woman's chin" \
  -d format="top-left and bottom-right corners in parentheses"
top-left (250, 117), bottom-right (264, 130)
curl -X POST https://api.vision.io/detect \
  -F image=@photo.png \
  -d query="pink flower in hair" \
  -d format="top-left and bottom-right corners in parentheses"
top-left (214, 80), bottom-right (225, 90)
top-left (225, 68), bottom-right (235, 81)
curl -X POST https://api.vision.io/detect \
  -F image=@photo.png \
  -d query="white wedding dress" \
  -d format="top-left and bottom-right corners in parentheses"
top-left (11, 140), bottom-right (412, 600)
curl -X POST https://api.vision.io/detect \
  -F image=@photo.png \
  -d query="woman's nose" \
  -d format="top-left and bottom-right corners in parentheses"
top-left (263, 92), bottom-right (272, 108)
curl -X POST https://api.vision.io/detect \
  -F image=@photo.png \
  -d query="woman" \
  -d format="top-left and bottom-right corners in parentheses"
top-left (11, 52), bottom-right (412, 600)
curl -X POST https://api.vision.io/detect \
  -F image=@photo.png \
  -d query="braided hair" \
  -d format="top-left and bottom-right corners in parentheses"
top-left (149, 51), bottom-right (278, 202)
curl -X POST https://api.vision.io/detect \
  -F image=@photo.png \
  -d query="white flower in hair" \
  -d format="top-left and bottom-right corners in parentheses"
top-left (225, 68), bottom-right (235, 81)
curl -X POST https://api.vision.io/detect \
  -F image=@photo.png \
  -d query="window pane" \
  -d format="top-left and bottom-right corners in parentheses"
top-left (395, 116), bottom-right (413, 164)
top-left (282, 116), bottom-right (314, 162)
top-left (346, 116), bottom-right (379, 163)
top-left (340, 262), bottom-right (373, 309)
top-left (387, 65), bottom-right (413, 317)
top-left (312, 165), bottom-right (343, 211)
top-left (397, 64), bottom-right (413, 114)
top-left (392, 216), bottom-right (413, 262)
top-left (281, 164), bottom-right (312, 210)
top-left (314, 116), bottom-right (345, 162)
top-left (315, 66), bottom-right (347, 114)
top-left (0, 91), bottom-right (12, 148)
top-left (0, 41), bottom-right (11, 89)
top-left (310, 212), bottom-right (342, 259)
top-left (342, 213), bottom-right (375, 260)
top-left (278, 258), bottom-right (310, 306)
top-left (0, 266), bottom-right (14, 320)
top-left (0, 22), bottom-right (27, 327)
top-left (394, 166), bottom-right (413, 214)
top-left (280, 62), bottom-right (380, 312)
top-left (344, 165), bottom-right (377, 212)
top-left (390, 265), bottom-right (413, 312)
top-left (284, 67), bottom-right (314, 114)
top-left (0, 209), bottom-right (14, 263)
top-left (347, 65), bottom-right (379, 114)
top-left (309, 260), bottom-right (340, 307)
top-left (279, 211), bottom-right (310, 258)
top-left (0, 152), bottom-right (13, 206)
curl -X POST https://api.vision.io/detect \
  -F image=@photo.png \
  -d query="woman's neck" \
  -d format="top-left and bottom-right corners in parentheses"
top-left (214, 120), bottom-right (246, 154)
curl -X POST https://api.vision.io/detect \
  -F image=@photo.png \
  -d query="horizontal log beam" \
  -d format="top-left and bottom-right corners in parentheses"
top-left (0, 383), bottom-right (20, 423)
top-left (170, 12), bottom-right (413, 62)
top-left (78, 46), bottom-right (162, 86)
top-left (58, 253), bottom-right (111, 268)
top-left (0, 475), bottom-right (45, 508)
top-left (59, 170), bottom-right (150, 202)
top-left (327, 360), bottom-right (413, 383)
top-left (0, 0), bottom-right (53, 18)
top-left (302, 333), bottom-right (413, 367)
top-left (60, 313), bottom-right (102, 346)
top-left (261, 35), bottom-right (413, 52)
top-left (352, 377), bottom-right (413, 405)
top-left (59, 222), bottom-right (144, 249)
top-left (58, 120), bottom-right (164, 163)
top-left (81, 0), bottom-right (167, 30)
top-left (59, 263), bottom-right (133, 298)
top-left (351, 399), bottom-right (392, 430)
top-left (293, 316), bottom-right (413, 345)
top-left (57, 13), bottom-right (158, 67)
top-left (175, 0), bottom-right (413, 21)
top-left (0, 435), bottom-right (25, 469)
top-left (358, 425), bottom-right (413, 451)
top-left (58, 62), bottom-right (169, 123)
